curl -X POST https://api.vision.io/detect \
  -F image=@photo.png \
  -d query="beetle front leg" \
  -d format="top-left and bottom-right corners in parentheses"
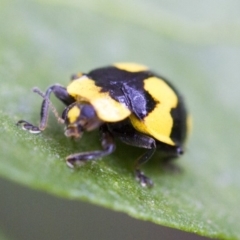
top-left (17, 84), bottom-right (75, 133)
top-left (66, 125), bottom-right (116, 167)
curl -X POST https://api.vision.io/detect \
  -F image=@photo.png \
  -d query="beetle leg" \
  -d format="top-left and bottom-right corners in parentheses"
top-left (17, 84), bottom-right (75, 133)
top-left (120, 133), bottom-right (156, 187)
top-left (16, 120), bottom-right (42, 134)
top-left (36, 85), bottom-right (75, 130)
top-left (107, 121), bottom-right (156, 187)
top-left (134, 143), bottom-right (156, 187)
top-left (66, 125), bottom-right (116, 167)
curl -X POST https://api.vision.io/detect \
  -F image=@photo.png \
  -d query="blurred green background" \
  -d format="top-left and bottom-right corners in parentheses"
top-left (1, 0), bottom-right (240, 239)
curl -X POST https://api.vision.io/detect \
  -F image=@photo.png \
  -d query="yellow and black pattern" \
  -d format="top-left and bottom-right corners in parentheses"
top-left (17, 62), bottom-right (189, 187)
top-left (67, 63), bottom-right (188, 147)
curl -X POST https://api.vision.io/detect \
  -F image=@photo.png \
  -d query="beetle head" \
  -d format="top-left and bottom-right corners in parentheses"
top-left (63, 103), bottom-right (102, 139)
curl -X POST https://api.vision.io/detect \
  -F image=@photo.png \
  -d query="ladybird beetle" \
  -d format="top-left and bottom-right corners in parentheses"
top-left (17, 63), bottom-right (189, 187)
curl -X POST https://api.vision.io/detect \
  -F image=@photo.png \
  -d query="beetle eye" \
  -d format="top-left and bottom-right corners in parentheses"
top-left (81, 105), bottom-right (96, 119)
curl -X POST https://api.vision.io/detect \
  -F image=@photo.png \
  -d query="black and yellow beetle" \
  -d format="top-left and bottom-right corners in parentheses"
top-left (17, 63), bottom-right (189, 187)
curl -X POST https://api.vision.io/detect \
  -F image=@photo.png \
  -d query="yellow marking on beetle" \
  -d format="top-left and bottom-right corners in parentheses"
top-left (114, 63), bottom-right (148, 72)
top-left (71, 72), bottom-right (83, 80)
top-left (67, 105), bottom-right (81, 124)
top-left (186, 114), bottom-right (193, 141)
top-left (67, 76), bottom-right (131, 122)
top-left (188, 115), bottom-right (192, 132)
top-left (130, 77), bottom-right (178, 146)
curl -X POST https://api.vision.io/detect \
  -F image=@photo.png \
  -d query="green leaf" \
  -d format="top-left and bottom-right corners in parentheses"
top-left (0, 231), bottom-right (10, 240)
top-left (1, 0), bottom-right (240, 239)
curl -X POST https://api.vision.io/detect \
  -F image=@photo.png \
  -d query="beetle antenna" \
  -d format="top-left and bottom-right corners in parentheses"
top-left (32, 87), bottom-right (65, 124)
